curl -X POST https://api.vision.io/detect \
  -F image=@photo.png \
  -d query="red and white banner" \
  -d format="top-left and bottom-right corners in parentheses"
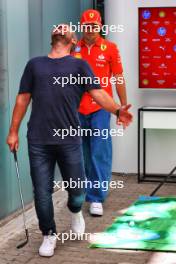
top-left (139, 7), bottom-right (176, 89)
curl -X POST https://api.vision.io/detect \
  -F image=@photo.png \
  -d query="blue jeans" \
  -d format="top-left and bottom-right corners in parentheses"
top-left (79, 109), bottom-right (112, 203)
top-left (28, 143), bottom-right (86, 236)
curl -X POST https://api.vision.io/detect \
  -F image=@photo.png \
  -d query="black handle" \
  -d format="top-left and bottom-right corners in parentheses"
top-left (13, 150), bottom-right (17, 162)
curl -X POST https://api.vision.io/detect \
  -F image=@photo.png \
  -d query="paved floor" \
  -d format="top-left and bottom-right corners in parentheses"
top-left (1, 175), bottom-right (176, 264)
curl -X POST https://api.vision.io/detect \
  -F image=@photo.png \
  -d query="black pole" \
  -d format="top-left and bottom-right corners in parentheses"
top-left (138, 109), bottom-right (141, 183)
top-left (93, 0), bottom-right (97, 9)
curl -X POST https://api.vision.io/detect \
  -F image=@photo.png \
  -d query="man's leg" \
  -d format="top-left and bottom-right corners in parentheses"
top-left (78, 113), bottom-right (91, 180)
top-left (87, 109), bottom-right (112, 203)
top-left (56, 144), bottom-right (86, 235)
top-left (28, 143), bottom-right (57, 236)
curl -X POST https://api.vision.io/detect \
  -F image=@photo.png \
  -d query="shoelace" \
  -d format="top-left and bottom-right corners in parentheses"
top-left (43, 236), bottom-right (55, 246)
top-left (93, 205), bottom-right (101, 208)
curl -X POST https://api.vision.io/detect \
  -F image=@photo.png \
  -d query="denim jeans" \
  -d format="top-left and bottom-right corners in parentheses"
top-left (28, 143), bottom-right (86, 236)
top-left (79, 109), bottom-right (112, 203)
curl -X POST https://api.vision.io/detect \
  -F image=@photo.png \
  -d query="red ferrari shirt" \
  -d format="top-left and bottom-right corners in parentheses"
top-left (73, 36), bottom-right (123, 115)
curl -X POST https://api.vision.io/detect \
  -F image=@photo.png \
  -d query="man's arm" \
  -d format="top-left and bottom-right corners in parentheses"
top-left (89, 88), bottom-right (120, 114)
top-left (115, 73), bottom-right (127, 106)
top-left (89, 89), bottom-right (132, 128)
top-left (6, 93), bottom-right (31, 151)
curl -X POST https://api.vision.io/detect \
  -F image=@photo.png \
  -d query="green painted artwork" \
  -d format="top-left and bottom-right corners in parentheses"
top-left (90, 196), bottom-right (176, 252)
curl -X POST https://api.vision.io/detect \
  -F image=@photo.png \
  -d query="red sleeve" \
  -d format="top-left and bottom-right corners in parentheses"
top-left (110, 43), bottom-right (123, 75)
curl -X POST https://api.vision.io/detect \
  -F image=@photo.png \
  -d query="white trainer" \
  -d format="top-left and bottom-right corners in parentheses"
top-left (89, 202), bottom-right (103, 216)
top-left (71, 211), bottom-right (85, 237)
top-left (39, 235), bottom-right (57, 257)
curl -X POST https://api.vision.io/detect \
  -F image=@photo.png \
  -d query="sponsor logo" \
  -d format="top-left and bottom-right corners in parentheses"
top-left (98, 54), bottom-right (105, 60)
top-left (159, 46), bottom-right (166, 51)
top-left (152, 38), bottom-right (160, 42)
top-left (166, 55), bottom-right (172, 59)
top-left (163, 72), bottom-right (171, 76)
top-left (142, 55), bottom-right (149, 59)
top-left (143, 46), bottom-right (151, 52)
top-left (157, 27), bottom-right (167, 37)
top-left (165, 38), bottom-right (172, 42)
top-left (142, 63), bottom-right (150, 68)
top-left (164, 21), bottom-right (170, 25)
top-left (142, 79), bottom-right (149, 85)
top-left (152, 72), bottom-right (159, 76)
top-left (96, 54), bottom-right (106, 63)
top-left (159, 63), bottom-right (167, 69)
top-left (153, 56), bottom-right (161, 59)
top-left (157, 80), bottom-right (165, 85)
top-left (159, 11), bottom-right (166, 18)
top-left (101, 44), bottom-right (107, 51)
top-left (89, 13), bottom-right (94, 18)
top-left (142, 72), bottom-right (148, 76)
top-left (142, 10), bottom-right (151, 20)
top-left (152, 21), bottom-right (160, 25)
top-left (142, 29), bottom-right (149, 34)
top-left (142, 21), bottom-right (148, 25)
top-left (142, 38), bottom-right (148, 42)
top-left (96, 63), bottom-right (105, 67)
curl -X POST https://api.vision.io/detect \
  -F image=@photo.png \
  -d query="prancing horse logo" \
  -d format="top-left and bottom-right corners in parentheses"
top-left (89, 13), bottom-right (94, 18)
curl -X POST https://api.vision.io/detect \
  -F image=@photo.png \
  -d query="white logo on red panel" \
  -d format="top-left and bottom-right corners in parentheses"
top-left (163, 72), bottom-right (171, 76)
top-left (164, 21), bottom-right (170, 25)
top-left (152, 38), bottom-right (161, 42)
top-left (159, 63), bottom-right (167, 69)
top-left (152, 72), bottom-right (159, 76)
top-left (142, 22), bottom-right (148, 25)
top-left (142, 63), bottom-right (150, 68)
top-left (159, 46), bottom-right (166, 51)
top-left (165, 38), bottom-right (172, 42)
top-left (166, 55), bottom-right (172, 59)
top-left (152, 21), bottom-right (160, 25)
top-left (153, 56), bottom-right (161, 59)
top-left (157, 80), bottom-right (165, 85)
top-left (142, 55), bottom-right (150, 59)
top-left (143, 46), bottom-right (151, 52)
top-left (142, 29), bottom-right (149, 34)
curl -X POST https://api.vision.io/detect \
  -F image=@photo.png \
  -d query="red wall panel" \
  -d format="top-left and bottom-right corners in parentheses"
top-left (139, 7), bottom-right (176, 89)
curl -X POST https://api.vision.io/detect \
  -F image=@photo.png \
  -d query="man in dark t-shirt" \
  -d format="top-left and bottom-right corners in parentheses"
top-left (7, 24), bottom-right (132, 257)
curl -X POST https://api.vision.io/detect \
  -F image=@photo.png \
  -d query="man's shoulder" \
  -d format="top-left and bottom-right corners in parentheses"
top-left (70, 55), bottom-right (88, 65)
top-left (102, 38), bottom-right (118, 49)
top-left (28, 56), bottom-right (46, 63)
top-left (25, 56), bottom-right (46, 68)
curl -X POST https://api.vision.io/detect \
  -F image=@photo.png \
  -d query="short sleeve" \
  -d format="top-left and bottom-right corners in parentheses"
top-left (110, 43), bottom-right (123, 75)
top-left (80, 60), bottom-right (101, 92)
top-left (18, 60), bottom-right (33, 94)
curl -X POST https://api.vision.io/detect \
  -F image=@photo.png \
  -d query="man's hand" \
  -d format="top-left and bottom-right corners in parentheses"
top-left (6, 132), bottom-right (19, 152)
top-left (117, 104), bottom-right (133, 129)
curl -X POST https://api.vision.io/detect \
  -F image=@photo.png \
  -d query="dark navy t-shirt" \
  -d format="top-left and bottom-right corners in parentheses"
top-left (19, 55), bottom-right (101, 144)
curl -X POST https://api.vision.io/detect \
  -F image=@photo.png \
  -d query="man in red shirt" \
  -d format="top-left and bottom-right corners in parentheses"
top-left (74, 9), bottom-right (128, 216)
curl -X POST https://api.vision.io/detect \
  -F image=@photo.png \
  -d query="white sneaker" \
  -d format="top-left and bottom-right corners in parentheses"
top-left (39, 235), bottom-right (57, 257)
top-left (89, 202), bottom-right (103, 216)
top-left (71, 211), bottom-right (85, 237)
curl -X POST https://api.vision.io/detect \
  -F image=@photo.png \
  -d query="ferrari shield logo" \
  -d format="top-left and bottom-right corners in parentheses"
top-left (89, 13), bottom-right (94, 18)
top-left (101, 44), bottom-right (107, 51)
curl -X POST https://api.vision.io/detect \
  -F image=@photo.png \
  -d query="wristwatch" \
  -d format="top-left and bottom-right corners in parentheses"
top-left (115, 108), bottom-right (120, 118)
